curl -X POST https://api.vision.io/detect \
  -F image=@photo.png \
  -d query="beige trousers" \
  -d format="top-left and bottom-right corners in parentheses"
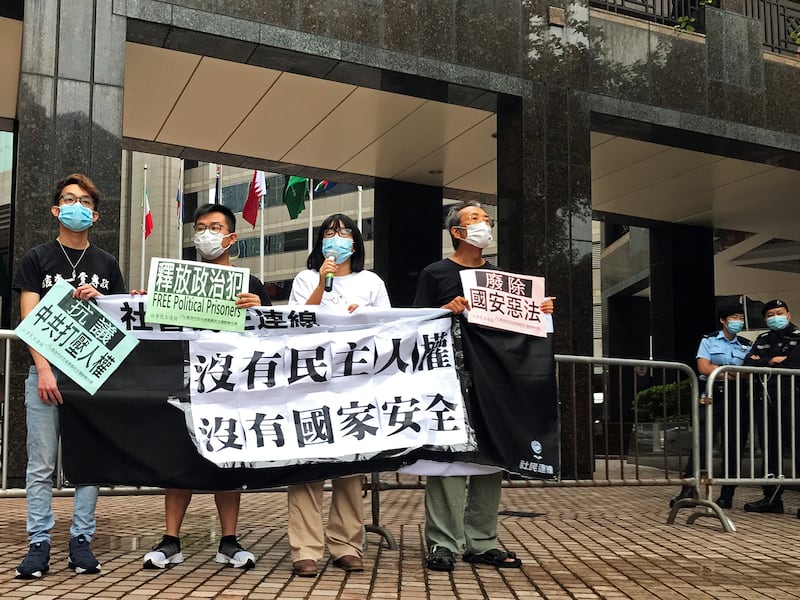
top-left (287, 475), bottom-right (364, 562)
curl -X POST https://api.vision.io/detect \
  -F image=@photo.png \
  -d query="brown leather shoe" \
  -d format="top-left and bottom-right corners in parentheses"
top-left (292, 559), bottom-right (317, 577)
top-left (332, 554), bottom-right (363, 572)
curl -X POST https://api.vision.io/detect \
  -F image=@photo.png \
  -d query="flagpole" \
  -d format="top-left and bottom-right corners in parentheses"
top-left (307, 179), bottom-right (314, 255)
top-left (259, 192), bottom-right (265, 282)
top-left (357, 185), bottom-right (363, 232)
top-left (177, 159), bottom-right (184, 260)
top-left (140, 164), bottom-right (147, 290)
top-left (216, 163), bottom-right (222, 204)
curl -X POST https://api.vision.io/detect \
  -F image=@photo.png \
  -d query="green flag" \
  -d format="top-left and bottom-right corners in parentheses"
top-left (283, 176), bottom-right (309, 219)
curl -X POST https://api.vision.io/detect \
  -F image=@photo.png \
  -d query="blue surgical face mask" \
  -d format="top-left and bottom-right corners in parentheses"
top-left (726, 319), bottom-right (744, 335)
top-left (321, 236), bottom-right (354, 265)
top-left (58, 203), bottom-right (94, 232)
top-left (766, 315), bottom-right (789, 331)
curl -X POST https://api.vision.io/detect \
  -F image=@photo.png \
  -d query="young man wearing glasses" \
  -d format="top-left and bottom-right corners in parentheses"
top-left (411, 201), bottom-right (554, 572)
top-left (142, 203), bottom-right (270, 570)
top-left (12, 173), bottom-right (128, 579)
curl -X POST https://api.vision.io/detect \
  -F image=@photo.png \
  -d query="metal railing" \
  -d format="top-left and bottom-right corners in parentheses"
top-left (373, 355), bottom-right (704, 512)
top-left (8, 324), bottom-right (800, 534)
top-left (745, 0), bottom-right (800, 55)
top-left (666, 363), bottom-right (800, 531)
top-left (589, 0), bottom-right (703, 26)
top-left (591, 0), bottom-right (800, 56)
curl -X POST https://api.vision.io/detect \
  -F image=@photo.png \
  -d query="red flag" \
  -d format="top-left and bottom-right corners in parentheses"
top-left (144, 189), bottom-right (154, 239)
top-left (243, 170), bottom-right (267, 227)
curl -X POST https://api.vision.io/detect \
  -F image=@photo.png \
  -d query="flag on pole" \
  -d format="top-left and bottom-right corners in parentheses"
top-left (176, 185), bottom-right (183, 223)
top-left (283, 176), bottom-right (309, 219)
top-left (313, 179), bottom-right (337, 194)
top-left (214, 164), bottom-right (221, 204)
top-left (144, 189), bottom-right (154, 239)
top-left (243, 170), bottom-right (267, 227)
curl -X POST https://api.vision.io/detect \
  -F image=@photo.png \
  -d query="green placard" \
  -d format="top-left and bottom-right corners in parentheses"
top-left (145, 257), bottom-right (249, 332)
top-left (15, 278), bottom-right (140, 395)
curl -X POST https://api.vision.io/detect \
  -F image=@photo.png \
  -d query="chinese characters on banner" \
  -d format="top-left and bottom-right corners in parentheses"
top-left (188, 318), bottom-right (465, 464)
top-left (94, 296), bottom-right (468, 465)
top-left (145, 257), bottom-right (248, 332)
top-left (15, 279), bottom-right (139, 395)
top-left (459, 269), bottom-right (550, 337)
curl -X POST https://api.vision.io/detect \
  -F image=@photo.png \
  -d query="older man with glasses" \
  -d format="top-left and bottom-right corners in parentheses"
top-left (410, 201), bottom-right (554, 572)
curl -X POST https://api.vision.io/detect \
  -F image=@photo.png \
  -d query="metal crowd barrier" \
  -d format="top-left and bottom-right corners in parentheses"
top-left (370, 355), bottom-right (705, 528)
top-left (8, 323), bottom-right (796, 535)
top-left (667, 364), bottom-right (800, 532)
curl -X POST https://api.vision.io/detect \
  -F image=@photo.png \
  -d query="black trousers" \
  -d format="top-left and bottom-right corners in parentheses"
top-left (753, 377), bottom-right (800, 500)
top-left (682, 383), bottom-right (749, 497)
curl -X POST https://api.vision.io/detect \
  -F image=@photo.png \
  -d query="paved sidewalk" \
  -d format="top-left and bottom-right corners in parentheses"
top-left (1, 481), bottom-right (799, 599)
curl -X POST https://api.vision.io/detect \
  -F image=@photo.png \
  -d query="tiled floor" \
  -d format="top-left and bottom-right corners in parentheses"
top-left (1, 481), bottom-right (799, 599)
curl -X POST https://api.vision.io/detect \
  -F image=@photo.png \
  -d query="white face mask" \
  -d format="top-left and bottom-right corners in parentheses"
top-left (193, 230), bottom-right (231, 260)
top-left (460, 222), bottom-right (493, 249)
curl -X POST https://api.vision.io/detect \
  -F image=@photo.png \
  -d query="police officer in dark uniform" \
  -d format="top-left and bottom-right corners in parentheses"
top-left (670, 302), bottom-right (751, 509)
top-left (742, 299), bottom-right (800, 513)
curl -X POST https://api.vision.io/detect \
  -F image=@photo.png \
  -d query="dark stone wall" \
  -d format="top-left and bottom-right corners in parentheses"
top-left (9, 0), bottom-right (126, 485)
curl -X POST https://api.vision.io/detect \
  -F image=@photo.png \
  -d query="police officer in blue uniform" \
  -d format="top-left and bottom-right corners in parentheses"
top-left (670, 302), bottom-right (751, 509)
top-left (742, 299), bottom-right (800, 513)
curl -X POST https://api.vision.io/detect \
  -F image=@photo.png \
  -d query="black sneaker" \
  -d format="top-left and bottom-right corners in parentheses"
top-left (68, 535), bottom-right (101, 574)
top-left (15, 541), bottom-right (50, 579)
top-left (214, 536), bottom-right (255, 569)
top-left (714, 496), bottom-right (733, 510)
top-left (143, 535), bottom-right (184, 569)
top-left (669, 485), bottom-right (695, 508)
top-left (743, 497), bottom-right (784, 513)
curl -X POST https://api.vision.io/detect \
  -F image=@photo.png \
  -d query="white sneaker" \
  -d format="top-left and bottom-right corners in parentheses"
top-left (143, 536), bottom-right (184, 569)
top-left (214, 537), bottom-right (255, 569)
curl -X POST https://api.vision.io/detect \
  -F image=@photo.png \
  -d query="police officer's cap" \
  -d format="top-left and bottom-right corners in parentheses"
top-left (762, 299), bottom-right (789, 316)
top-left (717, 302), bottom-right (743, 320)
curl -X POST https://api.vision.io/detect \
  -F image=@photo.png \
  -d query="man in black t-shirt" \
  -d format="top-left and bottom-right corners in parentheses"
top-left (13, 173), bottom-right (127, 579)
top-left (414, 201), bottom-right (554, 572)
top-left (143, 203), bottom-right (271, 571)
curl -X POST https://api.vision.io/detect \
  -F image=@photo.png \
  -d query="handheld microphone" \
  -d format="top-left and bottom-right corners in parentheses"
top-left (324, 250), bottom-right (336, 292)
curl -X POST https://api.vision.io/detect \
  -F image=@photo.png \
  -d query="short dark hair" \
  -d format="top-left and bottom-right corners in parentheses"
top-left (194, 203), bottom-right (236, 232)
top-left (52, 173), bottom-right (100, 209)
top-left (446, 201), bottom-right (483, 250)
top-left (307, 213), bottom-right (365, 272)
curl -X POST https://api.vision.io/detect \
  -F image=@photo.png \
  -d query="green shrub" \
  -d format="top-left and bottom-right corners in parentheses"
top-left (635, 379), bottom-right (693, 422)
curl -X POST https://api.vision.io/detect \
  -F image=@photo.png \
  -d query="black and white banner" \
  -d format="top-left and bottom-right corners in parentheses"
top-left (57, 296), bottom-right (559, 489)
top-left (187, 319), bottom-right (466, 465)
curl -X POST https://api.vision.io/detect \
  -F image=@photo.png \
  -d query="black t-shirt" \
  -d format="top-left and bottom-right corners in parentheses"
top-left (248, 274), bottom-right (272, 307)
top-left (413, 258), bottom-right (497, 308)
top-left (13, 239), bottom-right (126, 297)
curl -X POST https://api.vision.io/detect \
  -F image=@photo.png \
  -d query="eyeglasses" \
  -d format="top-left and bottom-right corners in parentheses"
top-left (194, 223), bottom-right (228, 234)
top-left (323, 228), bottom-right (353, 238)
top-left (60, 194), bottom-right (95, 209)
top-left (458, 216), bottom-right (495, 228)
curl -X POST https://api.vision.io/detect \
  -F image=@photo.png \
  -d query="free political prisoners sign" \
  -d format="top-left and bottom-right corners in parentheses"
top-left (57, 298), bottom-right (560, 490)
top-left (145, 257), bottom-right (248, 332)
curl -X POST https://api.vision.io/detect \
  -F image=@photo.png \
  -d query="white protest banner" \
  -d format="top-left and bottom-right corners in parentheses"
top-left (15, 278), bottom-right (139, 395)
top-left (188, 314), bottom-right (466, 464)
top-left (459, 269), bottom-right (549, 337)
top-left (90, 297), bottom-right (465, 465)
top-left (145, 257), bottom-right (248, 332)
